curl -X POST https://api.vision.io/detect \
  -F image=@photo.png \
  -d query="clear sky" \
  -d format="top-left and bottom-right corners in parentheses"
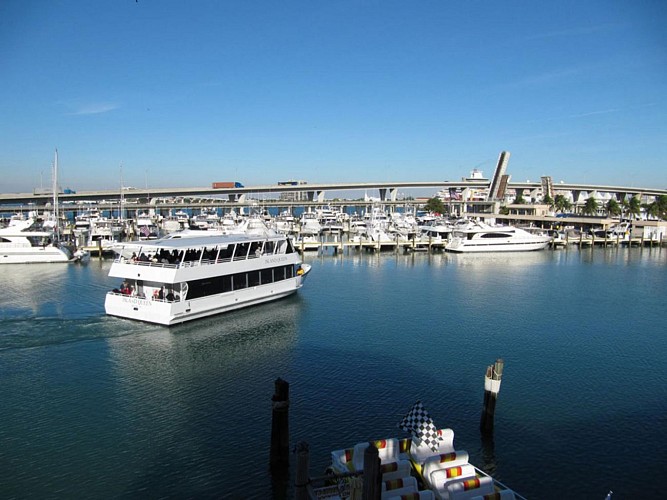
top-left (1, 0), bottom-right (665, 194)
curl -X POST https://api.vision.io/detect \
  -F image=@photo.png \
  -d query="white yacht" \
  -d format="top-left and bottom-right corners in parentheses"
top-left (446, 221), bottom-right (551, 253)
top-left (134, 212), bottom-right (160, 239)
top-left (85, 217), bottom-right (123, 253)
top-left (590, 221), bottom-right (631, 241)
top-left (298, 211), bottom-right (322, 236)
top-left (104, 231), bottom-right (311, 325)
top-left (0, 217), bottom-right (73, 264)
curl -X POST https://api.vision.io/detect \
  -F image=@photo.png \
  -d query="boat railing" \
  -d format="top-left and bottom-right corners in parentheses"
top-left (114, 252), bottom-right (265, 269)
top-left (107, 290), bottom-right (181, 302)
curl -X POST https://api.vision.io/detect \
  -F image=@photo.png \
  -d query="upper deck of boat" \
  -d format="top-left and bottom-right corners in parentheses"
top-left (117, 232), bottom-right (287, 251)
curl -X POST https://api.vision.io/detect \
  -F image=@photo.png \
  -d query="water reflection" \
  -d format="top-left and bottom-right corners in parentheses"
top-left (442, 250), bottom-right (552, 269)
top-left (0, 264), bottom-right (74, 317)
top-left (105, 296), bottom-right (302, 380)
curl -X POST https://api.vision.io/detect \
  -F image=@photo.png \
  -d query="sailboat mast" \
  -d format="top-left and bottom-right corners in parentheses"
top-left (119, 164), bottom-right (124, 222)
top-left (53, 149), bottom-right (60, 240)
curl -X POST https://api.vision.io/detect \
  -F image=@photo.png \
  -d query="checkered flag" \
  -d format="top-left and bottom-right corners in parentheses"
top-left (398, 401), bottom-right (441, 452)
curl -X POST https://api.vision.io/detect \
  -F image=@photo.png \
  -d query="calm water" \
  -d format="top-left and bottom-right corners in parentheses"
top-left (1, 247), bottom-right (666, 499)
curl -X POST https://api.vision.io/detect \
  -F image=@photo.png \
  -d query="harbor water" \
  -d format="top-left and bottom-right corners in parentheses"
top-left (1, 247), bottom-right (666, 499)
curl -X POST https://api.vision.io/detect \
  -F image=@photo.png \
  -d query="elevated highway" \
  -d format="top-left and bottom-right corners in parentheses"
top-left (1, 180), bottom-right (665, 207)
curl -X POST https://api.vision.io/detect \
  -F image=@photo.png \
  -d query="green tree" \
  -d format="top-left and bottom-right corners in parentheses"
top-left (554, 194), bottom-right (572, 213)
top-left (646, 202), bottom-right (660, 220)
top-left (628, 196), bottom-right (642, 218)
top-left (583, 196), bottom-right (599, 216)
top-left (650, 195), bottom-right (667, 220)
top-left (424, 197), bottom-right (445, 215)
top-left (543, 194), bottom-right (554, 207)
top-left (514, 191), bottom-right (525, 204)
top-left (606, 198), bottom-right (621, 217)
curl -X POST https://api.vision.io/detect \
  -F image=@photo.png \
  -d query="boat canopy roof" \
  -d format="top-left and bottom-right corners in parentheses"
top-left (116, 232), bottom-right (286, 251)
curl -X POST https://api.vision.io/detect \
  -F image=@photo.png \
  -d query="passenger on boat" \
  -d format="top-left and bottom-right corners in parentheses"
top-left (120, 280), bottom-right (133, 295)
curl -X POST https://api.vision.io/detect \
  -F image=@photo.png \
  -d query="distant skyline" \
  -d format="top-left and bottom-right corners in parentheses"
top-left (1, 0), bottom-right (666, 194)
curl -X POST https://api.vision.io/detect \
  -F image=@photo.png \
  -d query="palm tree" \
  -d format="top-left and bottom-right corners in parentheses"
top-left (646, 196), bottom-right (667, 220)
top-left (583, 197), bottom-right (598, 216)
top-left (606, 198), bottom-right (621, 218)
top-left (554, 194), bottom-right (571, 214)
top-left (627, 196), bottom-right (641, 220)
top-left (654, 195), bottom-right (667, 220)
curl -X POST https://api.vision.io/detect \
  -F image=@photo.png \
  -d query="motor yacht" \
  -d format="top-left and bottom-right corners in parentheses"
top-left (446, 221), bottom-right (551, 253)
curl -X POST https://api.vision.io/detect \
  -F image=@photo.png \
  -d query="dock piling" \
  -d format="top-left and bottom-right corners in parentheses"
top-left (294, 441), bottom-right (310, 500)
top-left (362, 442), bottom-right (382, 499)
top-left (270, 378), bottom-right (290, 467)
top-left (480, 359), bottom-right (504, 436)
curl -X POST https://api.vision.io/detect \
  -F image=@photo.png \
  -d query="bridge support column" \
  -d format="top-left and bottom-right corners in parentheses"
top-left (307, 190), bottom-right (325, 203)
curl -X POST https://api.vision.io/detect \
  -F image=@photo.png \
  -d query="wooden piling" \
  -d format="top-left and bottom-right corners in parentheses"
top-left (362, 442), bottom-right (382, 500)
top-left (270, 378), bottom-right (290, 467)
top-left (294, 441), bottom-right (310, 500)
top-left (480, 359), bottom-right (504, 436)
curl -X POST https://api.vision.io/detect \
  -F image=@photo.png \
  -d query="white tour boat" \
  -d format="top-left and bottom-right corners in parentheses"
top-left (446, 221), bottom-right (551, 253)
top-left (104, 231), bottom-right (311, 325)
top-left (0, 217), bottom-right (73, 264)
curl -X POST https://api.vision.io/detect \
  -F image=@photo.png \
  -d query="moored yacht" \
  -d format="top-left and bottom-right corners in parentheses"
top-left (446, 221), bottom-right (551, 253)
top-left (104, 231), bottom-right (311, 325)
top-left (590, 221), bottom-right (631, 241)
top-left (0, 217), bottom-right (73, 264)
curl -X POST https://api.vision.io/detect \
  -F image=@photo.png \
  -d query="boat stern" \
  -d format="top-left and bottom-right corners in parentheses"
top-left (104, 292), bottom-right (181, 326)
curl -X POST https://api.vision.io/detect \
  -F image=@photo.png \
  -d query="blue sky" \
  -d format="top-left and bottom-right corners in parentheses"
top-left (1, 0), bottom-right (665, 193)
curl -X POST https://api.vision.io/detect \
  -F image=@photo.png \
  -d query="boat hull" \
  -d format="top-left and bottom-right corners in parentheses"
top-left (0, 247), bottom-right (72, 264)
top-left (105, 274), bottom-right (307, 326)
top-left (446, 238), bottom-right (550, 253)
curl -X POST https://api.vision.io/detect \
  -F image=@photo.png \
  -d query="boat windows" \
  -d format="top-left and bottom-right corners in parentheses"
top-left (264, 241), bottom-right (275, 255)
top-left (480, 232), bottom-right (512, 238)
top-left (249, 241), bottom-right (262, 257)
top-left (219, 276), bottom-right (231, 293)
top-left (184, 264), bottom-right (297, 300)
top-left (233, 272), bottom-right (248, 290)
top-left (260, 268), bottom-right (273, 284)
top-left (219, 245), bottom-right (234, 261)
top-left (248, 270), bottom-right (260, 287)
top-left (233, 242), bottom-right (250, 260)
